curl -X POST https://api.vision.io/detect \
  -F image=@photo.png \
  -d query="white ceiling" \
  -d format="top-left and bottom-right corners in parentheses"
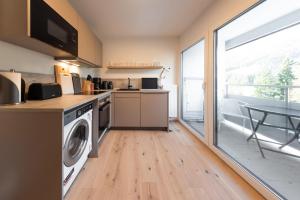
top-left (69, 0), bottom-right (215, 38)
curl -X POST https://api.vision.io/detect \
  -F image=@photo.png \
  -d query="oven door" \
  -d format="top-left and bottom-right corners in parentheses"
top-left (29, 0), bottom-right (78, 56)
top-left (63, 119), bottom-right (89, 167)
top-left (98, 101), bottom-right (111, 142)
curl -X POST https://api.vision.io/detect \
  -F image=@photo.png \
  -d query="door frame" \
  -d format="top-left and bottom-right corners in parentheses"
top-left (179, 38), bottom-right (209, 144)
top-left (209, 0), bottom-right (280, 199)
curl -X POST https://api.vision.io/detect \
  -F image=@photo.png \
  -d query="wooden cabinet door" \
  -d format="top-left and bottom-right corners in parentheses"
top-left (78, 16), bottom-right (96, 63)
top-left (141, 93), bottom-right (168, 127)
top-left (95, 38), bottom-right (103, 67)
top-left (114, 97), bottom-right (140, 127)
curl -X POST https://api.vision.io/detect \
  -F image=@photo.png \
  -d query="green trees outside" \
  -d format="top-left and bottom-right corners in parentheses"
top-left (255, 58), bottom-right (297, 100)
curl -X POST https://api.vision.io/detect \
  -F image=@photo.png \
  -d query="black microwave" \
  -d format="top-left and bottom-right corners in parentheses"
top-left (29, 0), bottom-right (78, 56)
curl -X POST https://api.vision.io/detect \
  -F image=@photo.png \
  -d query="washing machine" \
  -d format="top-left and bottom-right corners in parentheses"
top-left (63, 102), bottom-right (93, 196)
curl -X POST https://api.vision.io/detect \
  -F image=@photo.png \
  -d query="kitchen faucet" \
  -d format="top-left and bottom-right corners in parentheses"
top-left (128, 78), bottom-right (133, 89)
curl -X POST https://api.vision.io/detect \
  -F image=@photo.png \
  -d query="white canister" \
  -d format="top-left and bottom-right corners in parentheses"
top-left (0, 71), bottom-right (21, 105)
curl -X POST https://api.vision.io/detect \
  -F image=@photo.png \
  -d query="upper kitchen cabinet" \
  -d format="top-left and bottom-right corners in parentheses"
top-left (0, 0), bottom-right (75, 57)
top-left (95, 36), bottom-right (103, 67)
top-left (77, 16), bottom-right (103, 67)
top-left (0, 0), bottom-right (102, 67)
top-left (78, 16), bottom-right (96, 64)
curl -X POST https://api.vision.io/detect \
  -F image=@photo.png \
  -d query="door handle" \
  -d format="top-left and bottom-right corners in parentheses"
top-left (202, 82), bottom-right (206, 90)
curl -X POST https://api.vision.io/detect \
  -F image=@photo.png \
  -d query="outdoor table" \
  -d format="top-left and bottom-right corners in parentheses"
top-left (244, 105), bottom-right (300, 158)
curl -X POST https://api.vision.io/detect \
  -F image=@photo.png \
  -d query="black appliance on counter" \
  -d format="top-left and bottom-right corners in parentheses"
top-left (30, 0), bottom-right (78, 56)
top-left (101, 81), bottom-right (109, 89)
top-left (141, 78), bottom-right (158, 89)
top-left (92, 78), bottom-right (101, 90)
top-left (107, 81), bottom-right (113, 89)
top-left (28, 83), bottom-right (62, 100)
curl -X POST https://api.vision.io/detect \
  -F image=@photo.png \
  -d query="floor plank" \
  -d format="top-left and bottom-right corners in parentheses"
top-left (65, 122), bottom-right (265, 200)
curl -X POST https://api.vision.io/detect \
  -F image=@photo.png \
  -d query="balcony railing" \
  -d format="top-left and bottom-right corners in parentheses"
top-left (225, 84), bottom-right (300, 107)
top-left (182, 77), bottom-right (204, 120)
top-left (223, 84), bottom-right (300, 132)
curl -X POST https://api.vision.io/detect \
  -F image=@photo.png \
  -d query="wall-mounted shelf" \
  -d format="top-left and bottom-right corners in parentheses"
top-left (107, 66), bottom-right (163, 69)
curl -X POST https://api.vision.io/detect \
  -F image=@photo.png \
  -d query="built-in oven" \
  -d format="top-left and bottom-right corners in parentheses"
top-left (98, 96), bottom-right (111, 143)
top-left (29, 0), bottom-right (78, 56)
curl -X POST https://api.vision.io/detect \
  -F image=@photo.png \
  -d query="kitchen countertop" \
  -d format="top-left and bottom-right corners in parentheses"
top-left (0, 89), bottom-right (169, 112)
top-left (0, 91), bottom-right (111, 112)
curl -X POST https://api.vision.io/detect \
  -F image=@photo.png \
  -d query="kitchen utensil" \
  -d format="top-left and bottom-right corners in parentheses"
top-left (54, 65), bottom-right (69, 80)
top-left (71, 73), bottom-right (81, 94)
top-left (87, 74), bottom-right (92, 81)
top-left (90, 83), bottom-right (94, 91)
top-left (0, 70), bottom-right (21, 105)
top-left (82, 80), bottom-right (92, 92)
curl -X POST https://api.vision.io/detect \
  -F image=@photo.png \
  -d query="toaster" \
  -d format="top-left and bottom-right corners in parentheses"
top-left (28, 83), bottom-right (62, 100)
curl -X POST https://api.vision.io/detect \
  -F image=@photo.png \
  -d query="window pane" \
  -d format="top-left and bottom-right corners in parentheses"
top-left (182, 40), bottom-right (205, 136)
top-left (215, 1), bottom-right (300, 199)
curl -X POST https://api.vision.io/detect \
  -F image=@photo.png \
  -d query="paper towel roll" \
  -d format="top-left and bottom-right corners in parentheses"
top-left (0, 71), bottom-right (21, 105)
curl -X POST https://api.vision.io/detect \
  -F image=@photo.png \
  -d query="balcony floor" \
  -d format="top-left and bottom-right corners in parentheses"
top-left (184, 120), bottom-right (204, 135)
top-left (183, 111), bottom-right (204, 135)
top-left (218, 121), bottom-right (300, 200)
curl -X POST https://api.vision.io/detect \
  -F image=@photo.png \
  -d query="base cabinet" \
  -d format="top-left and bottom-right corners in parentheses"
top-left (112, 92), bottom-right (169, 129)
top-left (114, 93), bottom-right (141, 127)
top-left (141, 93), bottom-right (168, 127)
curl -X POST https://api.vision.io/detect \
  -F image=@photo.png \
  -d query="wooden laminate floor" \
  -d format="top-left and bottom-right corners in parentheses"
top-left (65, 122), bottom-right (265, 200)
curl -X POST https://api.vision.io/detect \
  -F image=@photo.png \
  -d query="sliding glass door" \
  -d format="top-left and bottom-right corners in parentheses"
top-left (181, 40), bottom-right (205, 136)
top-left (214, 1), bottom-right (300, 199)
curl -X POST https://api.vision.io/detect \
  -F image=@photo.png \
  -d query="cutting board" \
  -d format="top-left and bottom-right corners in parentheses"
top-left (59, 74), bottom-right (74, 94)
top-left (54, 65), bottom-right (74, 94)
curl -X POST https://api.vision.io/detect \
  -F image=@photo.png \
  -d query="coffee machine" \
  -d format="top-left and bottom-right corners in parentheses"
top-left (108, 81), bottom-right (113, 89)
top-left (92, 78), bottom-right (101, 90)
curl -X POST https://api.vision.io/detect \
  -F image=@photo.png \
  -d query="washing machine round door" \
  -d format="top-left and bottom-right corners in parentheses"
top-left (64, 119), bottom-right (89, 167)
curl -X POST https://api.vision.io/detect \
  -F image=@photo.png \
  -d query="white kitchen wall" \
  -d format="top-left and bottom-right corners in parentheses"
top-left (97, 37), bottom-right (179, 85)
top-left (96, 37), bottom-right (179, 117)
top-left (0, 40), bottom-right (98, 77)
top-left (180, 0), bottom-right (258, 50)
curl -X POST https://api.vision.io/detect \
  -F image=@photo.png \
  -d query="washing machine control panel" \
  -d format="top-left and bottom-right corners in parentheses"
top-left (64, 103), bottom-right (93, 125)
top-left (76, 103), bottom-right (93, 117)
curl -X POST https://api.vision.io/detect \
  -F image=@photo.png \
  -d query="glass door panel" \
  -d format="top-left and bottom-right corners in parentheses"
top-left (181, 40), bottom-right (205, 136)
top-left (214, 1), bottom-right (300, 199)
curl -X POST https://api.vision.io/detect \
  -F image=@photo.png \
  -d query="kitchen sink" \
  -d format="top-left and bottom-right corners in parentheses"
top-left (117, 88), bottom-right (140, 91)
